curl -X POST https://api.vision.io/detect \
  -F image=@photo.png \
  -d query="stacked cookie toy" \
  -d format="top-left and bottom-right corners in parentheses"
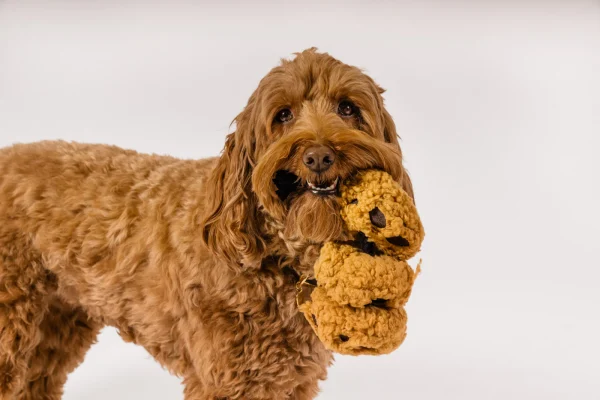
top-left (298, 170), bottom-right (424, 355)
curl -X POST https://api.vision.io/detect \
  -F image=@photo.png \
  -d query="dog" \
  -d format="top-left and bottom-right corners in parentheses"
top-left (0, 48), bottom-right (414, 399)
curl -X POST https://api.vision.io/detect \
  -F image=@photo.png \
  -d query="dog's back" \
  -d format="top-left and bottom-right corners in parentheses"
top-left (0, 140), bottom-right (217, 300)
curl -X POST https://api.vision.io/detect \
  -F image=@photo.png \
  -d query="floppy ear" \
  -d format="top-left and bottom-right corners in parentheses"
top-left (381, 107), bottom-right (416, 203)
top-left (382, 107), bottom-right (401, 147)
top-left (200, 116), bottom-right (266, 269)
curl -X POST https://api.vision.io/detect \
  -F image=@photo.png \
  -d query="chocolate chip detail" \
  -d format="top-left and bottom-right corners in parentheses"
top-left (353, 232), bottom-right (383, 256)
top-left (369, 207), bottom-right (386, 228)
top-left (386, 235), bottom-right (410, 247)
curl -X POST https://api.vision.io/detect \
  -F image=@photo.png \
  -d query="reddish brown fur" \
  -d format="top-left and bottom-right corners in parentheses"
top-left (0, 49), bottom-right (413, 399)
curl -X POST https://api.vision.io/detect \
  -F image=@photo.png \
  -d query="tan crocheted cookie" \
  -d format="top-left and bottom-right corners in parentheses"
top-left (314, 242), bottom-right (416, 309)
top-left (299, 169), bottom-right (424, 356)
top-left (340, 169), bottom-right (424, 260)
top-left (302, 286), bottom-right (408, 356)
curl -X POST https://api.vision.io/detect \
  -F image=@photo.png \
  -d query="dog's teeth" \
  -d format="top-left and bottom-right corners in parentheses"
top-left (324, 178), bottom-right (338, 191)
top-left (307, 178), bottom-right (338, 194)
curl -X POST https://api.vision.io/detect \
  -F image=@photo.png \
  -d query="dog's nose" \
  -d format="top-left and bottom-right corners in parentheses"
top-left (302, 145), bottom-right (336, 173)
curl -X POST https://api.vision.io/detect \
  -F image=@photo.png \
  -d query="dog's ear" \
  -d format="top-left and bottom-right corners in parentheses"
top-left (201, 121), bottom-right (266, 269)
top-left (382, 106), bottom-right (401, 147)
top-left (381, 107), bottom-right (416, 203)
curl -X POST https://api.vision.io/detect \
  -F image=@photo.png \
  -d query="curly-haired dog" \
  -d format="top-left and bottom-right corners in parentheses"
top-left (0, 48), bottom-right (414, 399)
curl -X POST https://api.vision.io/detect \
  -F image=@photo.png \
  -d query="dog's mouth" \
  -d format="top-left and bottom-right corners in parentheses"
top-left (307, 178), bottom-right (338, 195)
top-left (273, 170), bottom-right (340, 201)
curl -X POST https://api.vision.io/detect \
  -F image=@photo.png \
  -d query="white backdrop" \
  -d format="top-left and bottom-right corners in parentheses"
top-left (1, 1), bottom-right (599, 399)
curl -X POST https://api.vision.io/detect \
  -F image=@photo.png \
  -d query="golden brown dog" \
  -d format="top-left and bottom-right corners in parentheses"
top-left (0, 48), bottom-right (413, 399)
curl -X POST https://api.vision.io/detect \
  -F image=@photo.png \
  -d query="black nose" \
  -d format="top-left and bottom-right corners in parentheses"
top-left (302, 145), bottom-right (336, 173)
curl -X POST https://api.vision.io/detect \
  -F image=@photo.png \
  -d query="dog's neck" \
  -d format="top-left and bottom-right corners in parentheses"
top-left (261, 214), bottom-right (324, 276)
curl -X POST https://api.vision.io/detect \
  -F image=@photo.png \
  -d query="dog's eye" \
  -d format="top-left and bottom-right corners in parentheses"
top-left (274, 108), bottom-right (294, 123)
top-left (338, 100), bottom-right (357, 117)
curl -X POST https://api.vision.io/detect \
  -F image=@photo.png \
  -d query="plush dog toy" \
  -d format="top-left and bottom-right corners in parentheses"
top-left (298, 170), bottom-right (424, 355)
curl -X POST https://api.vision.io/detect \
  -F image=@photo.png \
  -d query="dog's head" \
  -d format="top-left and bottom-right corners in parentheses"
top-left (201, 48), bottom-right (413, 268)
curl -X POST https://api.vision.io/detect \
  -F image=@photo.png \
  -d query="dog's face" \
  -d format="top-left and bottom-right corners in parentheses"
top-left (202, 49), bottom-right (413, 268)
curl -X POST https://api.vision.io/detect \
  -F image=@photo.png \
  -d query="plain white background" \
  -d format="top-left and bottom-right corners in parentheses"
top-left (1, 1), bottom-right (599, 399)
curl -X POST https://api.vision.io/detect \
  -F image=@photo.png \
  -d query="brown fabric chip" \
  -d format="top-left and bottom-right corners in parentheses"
top-left (369, 207), bottom-right (386, 228)
top-left (386, 235), bottom-right (410, 247)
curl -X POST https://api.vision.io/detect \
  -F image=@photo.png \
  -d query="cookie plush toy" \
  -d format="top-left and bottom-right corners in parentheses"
top-left (298, 170), bottom-right (424, 355)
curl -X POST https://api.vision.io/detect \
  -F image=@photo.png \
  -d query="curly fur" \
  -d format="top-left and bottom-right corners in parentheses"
top-left (0, 48), bottom-right (413, 399)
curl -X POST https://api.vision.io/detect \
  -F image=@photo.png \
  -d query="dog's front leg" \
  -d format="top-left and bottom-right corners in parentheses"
top-left (181, 275), bottom-right (327, 400)
top-left (289, 380), bottom-right (322, 400)
top-left (183, 306), bottom-right (296, 399)
top-left (182, 371), bottom-right (210, 400)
